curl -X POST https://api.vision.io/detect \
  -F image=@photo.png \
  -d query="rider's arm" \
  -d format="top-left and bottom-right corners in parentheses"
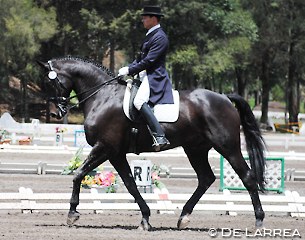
top-left (128, 34), bottom-right (168, 75)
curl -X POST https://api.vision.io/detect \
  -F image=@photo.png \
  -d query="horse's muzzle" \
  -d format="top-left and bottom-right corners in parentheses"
top-left (50, 108), bottom-right (66, 119)
top-left (48, 97), bottom-right (68, 119)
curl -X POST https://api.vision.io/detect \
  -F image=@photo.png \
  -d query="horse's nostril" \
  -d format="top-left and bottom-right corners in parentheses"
top-left (50, 112), bottom-right (58, 118)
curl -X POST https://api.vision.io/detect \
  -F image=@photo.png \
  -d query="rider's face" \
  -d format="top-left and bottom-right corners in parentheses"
top-left (142, 15), bottom-right (158, 30)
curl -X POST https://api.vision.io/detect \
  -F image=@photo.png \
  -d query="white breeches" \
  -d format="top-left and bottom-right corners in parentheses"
top-left (134, 71), bottom-right (150, 110)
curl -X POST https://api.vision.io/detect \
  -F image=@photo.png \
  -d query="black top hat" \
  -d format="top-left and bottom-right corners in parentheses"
top-left (141, 5), bottom-right (164, 17)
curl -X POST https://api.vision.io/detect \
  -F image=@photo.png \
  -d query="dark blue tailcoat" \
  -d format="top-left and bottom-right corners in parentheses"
top-left (128, 28), bottom-right (174, 106)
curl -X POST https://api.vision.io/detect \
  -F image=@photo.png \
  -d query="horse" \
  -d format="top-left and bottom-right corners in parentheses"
top-left (38, 56), bottom-right (266, 230)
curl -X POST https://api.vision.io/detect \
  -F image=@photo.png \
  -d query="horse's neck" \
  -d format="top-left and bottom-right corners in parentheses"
top-left (68, 62), bottom-right (124, 117)
top-left (73, 69), bottom-right (109, 100)
top-left (80, 79), bottom-right (125, 118)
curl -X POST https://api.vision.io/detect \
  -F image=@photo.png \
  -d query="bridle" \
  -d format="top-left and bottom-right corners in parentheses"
top-left (46, 60), bottom-right (124, 119)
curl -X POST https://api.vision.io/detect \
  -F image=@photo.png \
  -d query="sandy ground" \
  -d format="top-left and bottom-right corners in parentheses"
top-left (0, 211), bottom-right (303, 240)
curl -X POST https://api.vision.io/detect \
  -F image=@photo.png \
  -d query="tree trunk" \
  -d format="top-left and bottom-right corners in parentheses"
top-left (260, 51), bottom-right (270, 124)
top-left (287, 41), bottom-right (298, 124)
top-left (109, 40), bottom-right (115, 73)
top-left (235, 67), bottom-right (247, 97)
top-left (254, 90), bottom-right (261, 106)
top-left (21, 76), bottom-right (29, 123)
top-left (46, 100), bottom-right (50, 123)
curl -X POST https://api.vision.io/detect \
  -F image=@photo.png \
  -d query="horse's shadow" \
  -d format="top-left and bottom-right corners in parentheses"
top-left (37, 223), bottom-right (211, 232)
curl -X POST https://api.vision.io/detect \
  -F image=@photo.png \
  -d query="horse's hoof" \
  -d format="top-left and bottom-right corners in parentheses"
top-left (138, 218), bottom-right (152, 231)
top-left (67, 211), bottom-right (80, 226)
top-left (255, 219), bottom-right (263, 228)
top-left (177, 215), bottom-right (190, 229)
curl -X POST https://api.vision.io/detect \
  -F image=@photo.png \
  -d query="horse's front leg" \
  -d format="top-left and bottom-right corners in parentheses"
top-left (110, 155), bottom-right (151, 231)
top-left (67, 143), bottom-right (108, 225)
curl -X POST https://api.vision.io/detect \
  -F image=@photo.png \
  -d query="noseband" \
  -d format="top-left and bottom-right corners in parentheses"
top-left (46, 60), bottom-right (124, 119)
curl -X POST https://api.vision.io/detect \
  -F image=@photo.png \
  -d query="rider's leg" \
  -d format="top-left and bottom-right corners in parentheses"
top-left (134, 75), bottom-right (170, 151)
top-left (133, 74), bottom-right (150, 111)
top-left (140, 102), bottom-right (170, 151)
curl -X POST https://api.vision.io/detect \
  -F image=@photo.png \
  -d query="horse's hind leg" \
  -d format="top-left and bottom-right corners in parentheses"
top-left (110, 155), bottom-right (151, 230)
top-left (67, 142), bottom-right (108, 225)
top-left (178, 146), bottom-right (215, 229)
top-left (224, 151), bottom-right (265, 227)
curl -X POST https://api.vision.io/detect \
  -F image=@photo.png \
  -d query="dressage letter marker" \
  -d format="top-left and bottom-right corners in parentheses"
top-left (130, 160), bottom-right (152, 187)
top-left (134, 167), bottom-right (142, 182)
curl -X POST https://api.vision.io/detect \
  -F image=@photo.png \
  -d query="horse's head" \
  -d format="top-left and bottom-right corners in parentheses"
top-left (37, 59), bottom-right (73, 119)
top-left (38, 57), bottom-right (122, 120)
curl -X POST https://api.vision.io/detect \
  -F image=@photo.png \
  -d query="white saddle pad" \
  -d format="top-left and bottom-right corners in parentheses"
top-left (123, 87), bottom-right (179, 123)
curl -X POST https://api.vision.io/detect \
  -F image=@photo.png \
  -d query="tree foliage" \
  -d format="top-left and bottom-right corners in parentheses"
top-left (243, 0), bottom-right (305, 123)
top-left (0, 0), bottom-right (57, 88)
top-left (0, 0), bottom-right (305, 125)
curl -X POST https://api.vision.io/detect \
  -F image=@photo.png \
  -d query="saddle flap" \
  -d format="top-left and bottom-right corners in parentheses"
top-left (123, 86), bottom-right (179, 123)
top-left (153, 90), bottom-right (179, 122)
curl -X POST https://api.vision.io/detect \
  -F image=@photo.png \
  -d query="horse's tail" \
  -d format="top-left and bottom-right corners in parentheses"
top-left (227, 94), bottom-right (266, 191)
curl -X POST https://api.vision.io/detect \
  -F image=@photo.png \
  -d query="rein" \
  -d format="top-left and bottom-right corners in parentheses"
top-left (65, 75), bottom-right (123, 110)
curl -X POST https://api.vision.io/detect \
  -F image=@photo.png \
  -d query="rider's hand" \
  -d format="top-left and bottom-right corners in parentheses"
top-left (118, 66), bottom-right (129, 76)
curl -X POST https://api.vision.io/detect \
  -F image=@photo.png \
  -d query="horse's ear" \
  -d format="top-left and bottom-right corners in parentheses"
top-left (36, 60), bottom-right (49, 70)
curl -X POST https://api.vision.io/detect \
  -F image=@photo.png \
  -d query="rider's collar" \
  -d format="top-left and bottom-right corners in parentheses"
top-left (146, 24), bottom-right (160, 36)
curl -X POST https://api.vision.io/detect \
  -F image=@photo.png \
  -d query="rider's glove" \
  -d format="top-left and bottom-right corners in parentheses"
top-left (118, 66), bottom-right (129, 76)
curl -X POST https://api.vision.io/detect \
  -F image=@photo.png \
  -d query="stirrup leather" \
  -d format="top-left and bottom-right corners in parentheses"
top-left (151, 134), bottom-right (160, 151)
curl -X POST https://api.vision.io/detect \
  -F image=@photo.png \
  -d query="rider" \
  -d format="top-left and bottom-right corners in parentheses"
top-left (118, 5), bottom-right (173, 152)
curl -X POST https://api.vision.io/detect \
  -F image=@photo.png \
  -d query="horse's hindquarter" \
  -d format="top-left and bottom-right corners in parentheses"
top-left (175, 89), bottom-right (241, 146)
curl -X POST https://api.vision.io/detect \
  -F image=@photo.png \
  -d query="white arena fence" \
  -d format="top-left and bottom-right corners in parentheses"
top-left (1, 145), bottom-right (305, 181)
top-left (74, 130), bottom-right (305, 150)
top-left (0, 187), bottom-right (304, 217)
top-left (2, 143), bottom-right (305, 162)
top-left (0, 161), bottom-right (304, 182)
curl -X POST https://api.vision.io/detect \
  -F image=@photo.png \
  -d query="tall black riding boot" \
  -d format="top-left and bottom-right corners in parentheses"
top-left (140, 103), bottom-right (170, 151)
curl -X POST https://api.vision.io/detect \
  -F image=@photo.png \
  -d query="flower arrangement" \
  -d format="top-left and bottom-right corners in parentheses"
top-left (151, 164), bottom-right (167, 190)
top-left (62, 146), bottom-right (118, 193)
top-left (62, 147), bottom-right (84, 175)
top-left (62, 148), bottom-right (171, 193)
top-left (18, 136), bottom-right (31, 145)
top-left (0, 129), bottom-right (7, 138)
top-left (55, 126), bottom-right (67, 133)
top-left (81, 170), bottom-right (117, 193)
top-left (0, 129), bottom-right (11, 144)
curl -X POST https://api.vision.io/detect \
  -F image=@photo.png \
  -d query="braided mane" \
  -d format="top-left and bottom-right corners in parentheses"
top-left (51, 56), bottom-right (115, 77)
